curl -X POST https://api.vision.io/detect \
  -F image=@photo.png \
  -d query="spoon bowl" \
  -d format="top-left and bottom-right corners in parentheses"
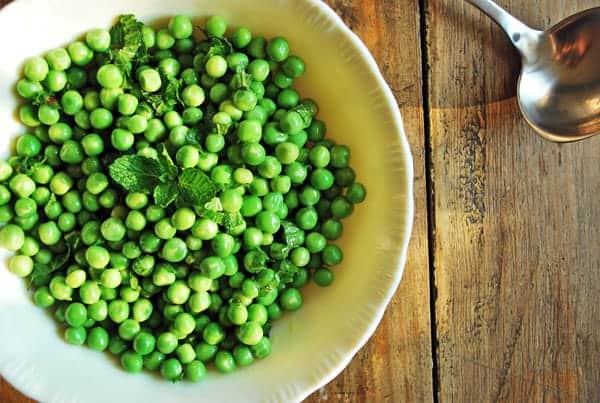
top-left (467, 0), bottom-right (600, 142)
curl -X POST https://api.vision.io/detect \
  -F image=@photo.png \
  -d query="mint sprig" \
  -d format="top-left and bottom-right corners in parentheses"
top-left (109, 14), bottom-right (149, 79)
top-left (109, 145), bottom-right (217, 208)
top-left (108, 155), bottom-right (164, 193)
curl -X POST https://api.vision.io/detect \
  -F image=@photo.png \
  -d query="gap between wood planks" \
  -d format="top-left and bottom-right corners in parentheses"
top-left (418, 0), bottom-right (440, 401)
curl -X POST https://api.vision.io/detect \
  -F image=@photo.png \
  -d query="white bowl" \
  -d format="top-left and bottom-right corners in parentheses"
top-left (0, 0), bottom-right (414, 402)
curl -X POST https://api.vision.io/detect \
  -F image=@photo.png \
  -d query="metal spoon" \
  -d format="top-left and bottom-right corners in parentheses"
top-left (466, 0), bottom-right (600, 142)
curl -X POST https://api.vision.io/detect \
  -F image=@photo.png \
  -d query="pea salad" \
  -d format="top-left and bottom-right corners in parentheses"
top-left (0, 14), bottom-right (366, 381)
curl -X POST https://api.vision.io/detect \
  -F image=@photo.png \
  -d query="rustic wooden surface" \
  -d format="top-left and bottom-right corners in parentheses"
top-left (306, 1), bottom-right (433, 402)
top-left (427, 0), bottom-right (600, 402)
top-left (3, 0), bottom-right (600, 402)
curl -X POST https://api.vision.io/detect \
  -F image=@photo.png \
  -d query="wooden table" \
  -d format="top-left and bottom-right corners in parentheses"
top-left (2, 0), bottom-right (600, 401)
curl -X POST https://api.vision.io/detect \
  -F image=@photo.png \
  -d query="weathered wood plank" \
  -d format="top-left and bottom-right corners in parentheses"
top-left (305, 0), bottom-right (433, 401)
top-left (0, 0), bottom-right (433, 402)
top-left (427, 0), bottom-right (600, 401)
top-left (0, 379), bottom-right (33, 403)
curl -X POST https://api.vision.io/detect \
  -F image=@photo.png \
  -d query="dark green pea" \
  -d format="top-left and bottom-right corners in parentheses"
top-left (334, 167), bottom-right (356, 187)
top-left (267, 37), bottom-right (289, 62)
top-left (247, 37), bottom-right (266, 59)
top-left (87, 327), bottom-right (109, 351)
top-left (214, 351), bottom-right (236, 373)
top-left (321, 219), bottom-right (343, 240)
top-left (295, 207), bottom-right (318, 230)
top-left (314, 268), bottom-right (335, 287)
top-left (279, 287), bottom-right (303, 311)
top-left (307, 119), bottom-right (327, 142)
top-left (133, 331), bottom-right (156, 355)
top-left (292, 267), bottom-right (310, 288)
top-left (323, 185), bottom-right (342, 200)
top-left (250, 336), bottom-right (272, 359)
top-left (109, 336), bottom-right (129, 355)
top-left (282, 55), bottom-right (305, 78)
top-left (195, 342), bottom-right (218, 362)
top-left (144, 351), bottom-right (166, 371)
top-left (331, 196), bottom-right (354, 219)
top-left (346, 182), bottom-right (367, 203)
top-left (267, 302), bottom-right (282, 320)
top-left (121, 351), bottom-right (144, 373)
top-left (322, 244), bottom-right (343, 266)
top-left (273, 71), bottom-right (293, 89)
top-left (310, 168), bottom-right (335, 190)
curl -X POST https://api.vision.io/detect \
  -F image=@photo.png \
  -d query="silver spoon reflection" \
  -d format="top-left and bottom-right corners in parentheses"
top-left (466, 0), bottom-right (600, 142)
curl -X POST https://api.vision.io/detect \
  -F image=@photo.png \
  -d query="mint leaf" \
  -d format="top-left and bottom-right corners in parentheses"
top-left (201, 209), bottom-right (225, 224)
top-left (32, 90), bottom-right (54, 106)
top-left (205, 36), bottom-right (233, 61)
top-left (29, 231), bottom-right (80, 287)
top-left (244, 249), bottom-right (270, 274)
top-left (157, 143), bottom-right (178, 179)
top-left (144, 78), bottom-right (182, 115)
top-left (204, 197), bottom-right (224, 212)
top-left (29, 263), bottom-right (54, 288)
top-left (223, 212), bottom-right (245, 233)
top-left (196, 197), bottom-right (225, 223)
top-left (230, 68), bottom-right (252, 90)
top-left (9, 155), bottom-right (46, 175)
top-left (129, 276), bottom-right (140, 291)
top-left (109, 155), bottom-right (164, 193)
top-left (215, 122), bottom-right (231, 136)
top-left (198, 103), bottom-right (217, 135)
top-left (109, 14), bottom-right (147, 78)
top-left (185, 128), bottom-right (202, 146)
top-left (291, 104), bottom-right (314, 129)
top-left (282, 221), bottom-right (305, 249)
top-left (275, 259), bottom-right (299, 285)
top-left (269, 242), bottom-right (289, 260)
top-left (154, 182), bottom-right (179, 208)
top-left (178, 168), bottom-right (217, 206)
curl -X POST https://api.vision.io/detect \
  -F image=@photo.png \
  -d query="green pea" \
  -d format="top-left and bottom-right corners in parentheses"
top-left (251, 336), bottom-right (272, 359)
top-left (160, 358), bottom-right (183, 380)
top-left (88, 300), bottom-right (108, 321)
top-left (162, 237), bottom-right (188, 263)
top-left (80, 280), bottom-right (102, 304)
top-left (0, 224), bottom-right (25, 251)
top-left (87, 326), bottom-right (109, 351)
top-left (108, 299), bottom-right (130, 323)
top-left (33, 286), bottom-right (55, 308)
top-left (64, 326), bottom-right (87, 345)
top-left (185, 360), bottom-right (206, 382)
top-left (133, 331), bottom-right (156, 355)
top-left (8, 255), bottom-right (34, 277)
top-left (322, 244), bottom-right (344, 266)
top-left (167, 280), bottom-right (191, 305)
top-left (346, 182), bottom-right (367, 203)
top-left (267, 37), bottom-right (289, 62)
top-left (236, 321), bottom-right (263, 346)
top-left (121, 351), bottom-right (144, 373)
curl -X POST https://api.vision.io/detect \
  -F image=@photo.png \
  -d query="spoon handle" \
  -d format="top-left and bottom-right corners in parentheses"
top-left (465, 0), bottom-right (542, 59)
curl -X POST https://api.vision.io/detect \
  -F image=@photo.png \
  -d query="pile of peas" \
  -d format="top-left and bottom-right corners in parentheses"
top-left (0, 14), bottom-right (366, 381)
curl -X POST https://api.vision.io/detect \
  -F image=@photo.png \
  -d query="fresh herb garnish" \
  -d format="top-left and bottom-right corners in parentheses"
top-left (108, 146), bottom-right (217, 208)
top-left (109, 14), bottom-right (149, 79)
top-left (29, 231), bottom-right (80, 288)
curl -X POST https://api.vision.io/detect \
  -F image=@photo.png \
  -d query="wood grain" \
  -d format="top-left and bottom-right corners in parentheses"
top-left (426, 0), bottom-right (600, 402)
top-left (0, 380), bottom-right (33, 403)
top-left (0, 0), bottom-right (433, 402)
top-left (306, 0), bottom-right (433, 401)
